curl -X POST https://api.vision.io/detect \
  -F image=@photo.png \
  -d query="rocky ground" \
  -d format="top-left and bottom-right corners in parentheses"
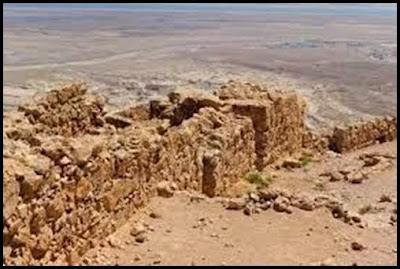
top-left (82, 140), bottom-right (397, 266)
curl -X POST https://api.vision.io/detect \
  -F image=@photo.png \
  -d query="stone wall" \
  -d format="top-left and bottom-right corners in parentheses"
top-left (218, 81), bottom-right (307, 168)
top-left (3, 84), bottom-right (256, 265)
top-left (3, 81), bottom-right (397, 265)
top-left (329, 117), bottom-right (397, 153)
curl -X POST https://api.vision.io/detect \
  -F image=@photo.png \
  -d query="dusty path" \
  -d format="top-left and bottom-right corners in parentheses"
top-left (3, 51), bottom-right (142, 71)
top-left (82, 141), bottom-right (397, 266)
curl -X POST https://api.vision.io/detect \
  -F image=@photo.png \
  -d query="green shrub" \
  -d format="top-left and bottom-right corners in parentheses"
top-left (244, 171), bottom-right (272, 188)
top-left (299, 154), bottom-right (312, 167)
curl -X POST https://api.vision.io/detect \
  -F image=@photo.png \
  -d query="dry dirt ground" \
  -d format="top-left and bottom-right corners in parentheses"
top-left (81, 141), bottom-right (397, 266)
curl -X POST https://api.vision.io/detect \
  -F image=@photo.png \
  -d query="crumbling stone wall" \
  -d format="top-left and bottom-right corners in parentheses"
top-left (3, 84), bottom-right (256, 265)
top-left (329, 117), bottom-right (397, 153)
top-left (218, 81), bottom-right (307, 168)
top-left (17, 83), bottom-right (106, 137)
top-left (3, 81), bottom-right (397, 265)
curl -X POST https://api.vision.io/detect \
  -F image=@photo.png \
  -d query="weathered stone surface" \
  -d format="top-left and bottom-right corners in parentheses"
top-left (3, 81), bottom-right (396, 265)
top-left (273, 196), bottom-right (292, 213)
top-left (329, 117), bottom-right (397, 153)
top-left (130, 223), bottom-right (146, 237)
top-left (258, 189), bottom-right (279, 201)
top-left (282, 158), bottom-right (302, 169)
top-left (347, 172), bottom-right (365, 184)
top-left (329, 171), bottom-right (344, 182)
top-left (226, 197), bottom-right (247, 210)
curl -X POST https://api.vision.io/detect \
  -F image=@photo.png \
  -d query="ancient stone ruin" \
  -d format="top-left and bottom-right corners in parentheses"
top-left (3, 81), bottom-right (397, 265)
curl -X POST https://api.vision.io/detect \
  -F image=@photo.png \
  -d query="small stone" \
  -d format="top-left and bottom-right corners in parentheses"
top-left (130, 223), bottom-right (146, 237)
top-left (210, 233), bottom-right (220, 238)
top-left (149, 211), bottom-right (162, 219)
top-left (348, 172), bottom-right (365, 184)
top-left (330, 171), bottom-right (344, 182)
top-left (351, 241), bottom-right (365, 251)
top-left (379, 194), bottom-right (392, 203)
top-left (82, 257), bottom-right (91, 265)
top-left (350, 214), bottom-right (362, 223)
top-left (135, 234), bottom-right (147, 243)
top-left (331, 205), bottom-right (346, 219)
top-left (357, 223), bottom-right (365, 229)
top-left (243, 204), bottom-right (253, 216)
top-left (249, 192), bottom-right (260, 202)
top-left (59, 156), bottom-right (71, 166)
top-left (273, 196), bottom-right (291, 213)
top-left (226, 197), bottom-right (247, 210)
top-left (224, 242), bottom-right (234, 248)
top-left (362, 156), bottom-right (380, 167)
top-left (282, 158), bottom-right (302, 169)
top-left (390, 214), bottom-right (397, 223)
top-left (260, 201), bottom-right (271, 210)
top-left (107, 237), bottom-right (121, 248)
top-left (156, 181), bottom-right (174, 198)
top-left (166, 229), bottom-right (172, 233)
top-left (258, 189), bottom-right (279, 201)
top-left (297, 197), bottom-right (315, 211)
top-left (327, 150), bottom-right (340, 158)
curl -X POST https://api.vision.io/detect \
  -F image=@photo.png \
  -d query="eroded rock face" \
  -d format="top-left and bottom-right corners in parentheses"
top-left (3, 81), bottom-right (396, 265)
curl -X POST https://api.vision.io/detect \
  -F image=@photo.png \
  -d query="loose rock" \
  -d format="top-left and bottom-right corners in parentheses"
top-left (282, 158), bottom-right (302, 169)
top-left (130, 223), bottom-right (146, 237)
top-left (156, 181), bottom-right (174, 198)
top-left (329, 171), bottom-right (344, 182)
top-left (226, 197), bottom-right (247, 210)
top-left (351, 241), bottom-right (365, 251)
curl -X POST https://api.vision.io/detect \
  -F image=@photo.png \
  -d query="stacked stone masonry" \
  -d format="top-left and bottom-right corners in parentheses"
top-left (3, 81), bottom-right (396, 265)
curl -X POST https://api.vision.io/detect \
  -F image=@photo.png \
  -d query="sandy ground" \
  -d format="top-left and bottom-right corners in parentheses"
top-left (81, 141), bottom-right (397, 266)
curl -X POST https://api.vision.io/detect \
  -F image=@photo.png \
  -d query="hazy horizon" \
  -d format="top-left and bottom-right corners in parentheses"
top-left (3, 3), bottom-right (397, 16)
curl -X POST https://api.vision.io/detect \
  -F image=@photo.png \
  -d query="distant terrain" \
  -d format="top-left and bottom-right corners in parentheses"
top-left (3, 4), bottom-right (397, 130)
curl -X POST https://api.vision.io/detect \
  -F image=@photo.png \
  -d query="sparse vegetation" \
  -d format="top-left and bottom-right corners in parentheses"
top-left (359, 204), bottom-right (374, 215)
top-left (244, 171), bottom-right (272, 188)
top-left (314, 180), bottom-right (326, 191)
top-left (358, 204), bottom-right (384, 215)
top-left (299, 153), bottom-right (313, 167)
